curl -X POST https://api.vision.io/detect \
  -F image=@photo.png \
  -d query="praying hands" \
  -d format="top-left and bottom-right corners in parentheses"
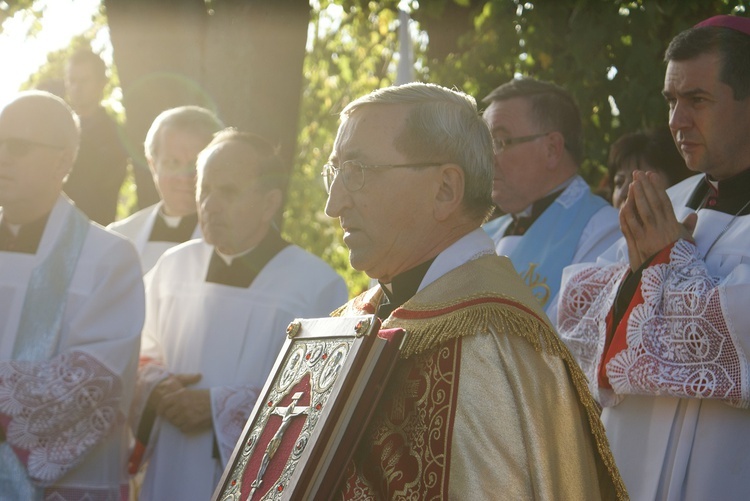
top-left (620, 170), bottom-right (697, 271)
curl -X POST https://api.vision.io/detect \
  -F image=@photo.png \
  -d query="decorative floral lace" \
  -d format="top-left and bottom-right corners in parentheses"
top-left (559, 240), bottom-right (748, 408)
top-left (129, 358), bottom-right (170, 434)
top-left (0, 351), bottom-right (122, 483)
top-left (558, 262), bottom-right (627, 401)
top-left (212, 385), bottom-right (260, 465)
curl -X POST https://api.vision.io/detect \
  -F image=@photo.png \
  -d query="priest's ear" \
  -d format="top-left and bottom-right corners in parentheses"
top-left (544, 131), bottom-right (566, 168)
top-left (433, 162), bottom-right (465, 222)
top-left (260, 187), bottom-right (283, 224)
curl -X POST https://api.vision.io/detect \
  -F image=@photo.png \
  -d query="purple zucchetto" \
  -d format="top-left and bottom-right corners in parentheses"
top-left (695, 15), bottom-right (750, 36)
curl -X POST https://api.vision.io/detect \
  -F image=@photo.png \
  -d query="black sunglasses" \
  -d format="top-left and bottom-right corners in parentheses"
top-left (0, 137), bottom-right (64, 157)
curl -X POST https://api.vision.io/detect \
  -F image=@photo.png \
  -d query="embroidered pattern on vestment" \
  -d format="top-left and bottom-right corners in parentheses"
top-left (0, 350), bottom-right (122, 482)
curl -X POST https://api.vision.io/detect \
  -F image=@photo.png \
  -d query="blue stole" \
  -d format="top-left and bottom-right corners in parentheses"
top-left (500, 189), bottom-right (607, 308)
top-left (0, 204), bottom-right (89, 500)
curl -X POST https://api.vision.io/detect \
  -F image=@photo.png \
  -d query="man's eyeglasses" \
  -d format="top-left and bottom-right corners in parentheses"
top-left (0, 137), bottom-right (64, 157)
top-left (492, 132), bottom-right (551, 152)
top-left (321, 160), bottom-right (441, 194)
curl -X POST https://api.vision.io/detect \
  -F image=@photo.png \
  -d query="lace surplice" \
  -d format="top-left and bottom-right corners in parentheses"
top-left (0, 350), bottom-right (123, 483)
top-left (559, 239), bottom-right (748, 408)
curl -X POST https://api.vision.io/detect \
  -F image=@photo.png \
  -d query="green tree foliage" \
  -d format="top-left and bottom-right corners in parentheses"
top-left (287, 0), bottom-right (750, 297)
top-left (421, 0), bottom-right (748, 187)
top-left (0, 0), bottom-right (41, 34)
top-left (11, 0), bottom-right (749, 298)
top-left (284, 0), bottom-right (405, 296)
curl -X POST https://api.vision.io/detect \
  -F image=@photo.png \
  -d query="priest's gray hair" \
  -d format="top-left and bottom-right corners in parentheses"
top-left (145, 105), bottom-right (224, 161)
top-left (341, 83), bottom-right (495, 222)
top-left (198, 127), bottom-right (286, 191)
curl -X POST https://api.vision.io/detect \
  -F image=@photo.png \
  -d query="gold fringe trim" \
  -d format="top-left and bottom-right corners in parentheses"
top-left (384, 296), bottom-right (629, 500)
top-left (329, 303), bottom-right (348, 318)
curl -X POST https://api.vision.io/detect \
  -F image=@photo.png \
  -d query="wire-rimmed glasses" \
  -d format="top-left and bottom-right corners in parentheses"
top-left (321, 160), bottom-right (441, 194)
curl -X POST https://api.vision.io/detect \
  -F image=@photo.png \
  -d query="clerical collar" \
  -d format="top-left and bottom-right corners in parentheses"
top-left (686, 167), bottom-right (750, 216)
top-left (205, 229), bottom-right (290, 287)
top-left (377, 257), bottom-right (436, 319)
top-left (0, 211), bottom-right (51, 254)
top-left (513, 177), bottom-right (575, 218)
top-left (505, 186), bottom-right (566, 237)
top-left (148, 209), bottom-right (199, 243)
top-left (160, 209), bottom-right (183, 229)
top-left (215, 246), bottom-right (255, 266)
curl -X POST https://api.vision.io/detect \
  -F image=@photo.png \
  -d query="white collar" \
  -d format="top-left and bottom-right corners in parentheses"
top-left (418, 228), bottom-right (496, 293)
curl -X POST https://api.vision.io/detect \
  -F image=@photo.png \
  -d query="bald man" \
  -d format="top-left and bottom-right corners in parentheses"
top-left (0, 91), bottom-right (144, 499)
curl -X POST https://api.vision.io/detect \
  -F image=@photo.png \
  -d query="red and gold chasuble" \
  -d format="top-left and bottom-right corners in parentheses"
top-left (336, 255), bottom-right (627, 500)
top-left (343, 338), bottom-right (462, 498)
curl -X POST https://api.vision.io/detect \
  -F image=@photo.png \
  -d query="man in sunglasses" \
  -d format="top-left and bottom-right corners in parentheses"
top-left (325, 82), bottom-right (626, 499)
top-left (0, 91), bottom-right (144, 498)
top-left (482, 77), bottom-right (620, 325)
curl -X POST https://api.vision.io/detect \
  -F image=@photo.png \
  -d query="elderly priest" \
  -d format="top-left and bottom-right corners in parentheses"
top-left (132, 129), bottom-right (348, 501)
top-left (323, 82), bottom-right (627, 499)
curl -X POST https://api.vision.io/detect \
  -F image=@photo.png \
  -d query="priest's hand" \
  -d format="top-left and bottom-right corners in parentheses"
top-left (620, 170), bottom-right (695, 271)
top-left (158, 387), bottom-right (213, 434)
top-left (148, 372), bottom-right (202, 409)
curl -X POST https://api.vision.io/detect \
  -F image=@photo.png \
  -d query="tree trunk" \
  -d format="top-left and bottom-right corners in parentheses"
top-left (104, 0), bottom-right (310, 213)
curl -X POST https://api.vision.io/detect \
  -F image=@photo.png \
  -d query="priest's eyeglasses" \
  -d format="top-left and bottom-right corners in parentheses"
top-left (492, 132), bottom-right (551, 152)
top-left (322, 160), bottom-right (440, 194)
top-left (0, 137), bottom-right (64, 157)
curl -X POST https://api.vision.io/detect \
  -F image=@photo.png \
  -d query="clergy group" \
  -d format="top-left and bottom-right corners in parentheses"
top-left (2, 12), bottom-right (750, 501)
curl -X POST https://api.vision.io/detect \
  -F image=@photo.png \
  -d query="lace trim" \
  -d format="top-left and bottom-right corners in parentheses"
top-left (609, 241), bottom-right (745, 406)
top-left (0, 351), bottom-right (123, 483)
top-left (212, 385), bottom-right (260, 465)
top-left (558, 262), bottom-right (628, 402)
top-left (129, 358), bottom-right (170, 434)
top-left (558, 240), bottom-right (748, 408)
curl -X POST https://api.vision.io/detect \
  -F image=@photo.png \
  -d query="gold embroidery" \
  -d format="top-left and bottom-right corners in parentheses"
top-left (334, 256), bottom-right (628, 499)
top-left (521, 262), bottom-right (551, 306)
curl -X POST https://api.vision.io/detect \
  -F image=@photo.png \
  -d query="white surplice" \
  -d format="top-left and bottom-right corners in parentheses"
top-left (136, 239), bottom-right (348, 501)
top-left (558, 174), bottom-right (750, 500)
top-left (107, 202), bottom-right (201, 274)
top-left (0, 196), bottom-right (144, 500)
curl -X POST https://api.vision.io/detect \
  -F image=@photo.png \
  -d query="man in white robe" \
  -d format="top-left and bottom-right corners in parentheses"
top-left (557, 15), bottom-right (750, 500)
top-left (481, 78), bottom-right (620, 324)
top-left (132, 129), bottom-right (348, 501)
top-left (108, 106), bottom-right (223, 273)
top-left (0, 92), bottom-right (144, 500)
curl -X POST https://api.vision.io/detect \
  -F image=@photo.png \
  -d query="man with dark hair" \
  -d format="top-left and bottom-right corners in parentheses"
top-left (482, 77), bottom-right (620, 324)
top-left (0, 91), bottom-right (144, 499)
top-left (131, 128), bottom-right (347, 501)
top-left (63, 49), bottom-right (129, 225)
top-left (558, 15), bottom-right (750, 499)
top-left (108, 106), bottom-right (223, 273)
top-left (325, 82), bottom-right (626, 499)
